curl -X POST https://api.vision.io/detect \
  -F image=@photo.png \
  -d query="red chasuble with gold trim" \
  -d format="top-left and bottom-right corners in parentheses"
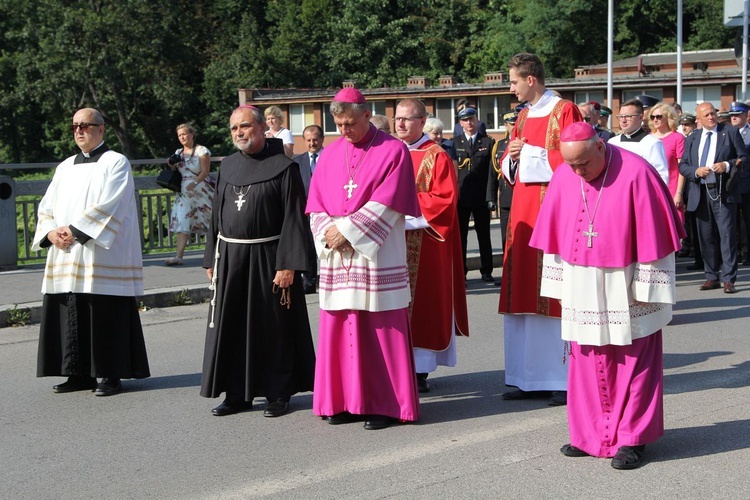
top-left (498, 100), bottom-right (581, 316)
top-left (407, 140), bottom-right (469, 351)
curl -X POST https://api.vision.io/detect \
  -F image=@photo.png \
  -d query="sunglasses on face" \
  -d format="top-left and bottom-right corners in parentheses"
top-left (651, 115), bottom-right (664, 120)
top-left (72, 122), bottom-right (102, 132)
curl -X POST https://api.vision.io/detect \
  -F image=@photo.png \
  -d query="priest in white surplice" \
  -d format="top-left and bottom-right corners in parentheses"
top-left (33, 108), bottom-right (150, 397)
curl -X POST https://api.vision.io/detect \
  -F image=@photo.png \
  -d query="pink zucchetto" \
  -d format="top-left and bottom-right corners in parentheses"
top-left (560, 121), bottom-right (597, 142)
top-left (332, 88), bottom-right (366, 104)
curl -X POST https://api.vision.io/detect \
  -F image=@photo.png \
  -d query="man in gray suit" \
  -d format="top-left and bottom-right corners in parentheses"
top-left (294, 125), bottom-right (324, 293)
top-left (679, 102), bottom-right (747, 294)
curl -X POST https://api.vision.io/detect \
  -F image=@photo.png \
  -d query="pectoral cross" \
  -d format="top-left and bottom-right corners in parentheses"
top-left (583, 223), bottom-right (598, 248)
top-left (344, 178), bottom-right (358, 199)
top-left (235, 194), bottom-right (246, 211)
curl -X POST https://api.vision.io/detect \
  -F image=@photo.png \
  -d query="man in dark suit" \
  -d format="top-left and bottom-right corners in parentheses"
top-left (679, 102), bottom-right (747, 294)
top-left (454, 103), bottom-right (495, 282)
top-left (293, 125), bottom-right (324, 293)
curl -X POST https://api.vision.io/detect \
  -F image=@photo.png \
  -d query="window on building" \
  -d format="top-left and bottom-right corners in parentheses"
top-left (574, 91), bottom-right (606, 105)
top-left (436, 99), bottom-right (454, 131)
top-left (681, 86), bottom-right (721, 113)
top-left (289, 105), bottom-right (306, 134)
top-left (370, 101), bottom-right (386, 115)
top-left (322, 104), bottom-right (337, 134)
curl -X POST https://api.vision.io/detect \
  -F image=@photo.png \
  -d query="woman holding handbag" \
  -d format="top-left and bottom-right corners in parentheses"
top-left (165, 123), bottom-right (214, 266)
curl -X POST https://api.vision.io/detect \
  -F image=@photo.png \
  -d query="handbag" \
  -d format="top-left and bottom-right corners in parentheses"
top-left (156, 166), bottom-right (182, 193)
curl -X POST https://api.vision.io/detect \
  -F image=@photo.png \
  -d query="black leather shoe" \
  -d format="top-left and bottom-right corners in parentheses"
top-left (327, 411), bottom-right (355, 425)
top-left (481, 273), bottom-right (495, 283)
top-left (363, 415), bottom-right (392, 430)
top-left (211, 399), bottom-right (253, 416)
top-left (52, 376), bottom-right (97, 394)
top-left (501, 389), bottom-right (551, 400)
top-left (417, 373), bottom-right (430, 393)
top-left (264, 399), bottom-right (289, 418)
top-left (611, 445), bottom-right (645, 470)
top-left (94, 378), bottom-right (122, 397)
top-left (548, 391), bottom-right (567, 406)
top-left (560, 444), bottom-right (589, 457)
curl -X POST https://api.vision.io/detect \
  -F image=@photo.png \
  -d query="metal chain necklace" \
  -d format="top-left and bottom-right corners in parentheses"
top-left (579, 145), bottom-right (612, 248)
top-left (343, 129), bottom-right (378, 199)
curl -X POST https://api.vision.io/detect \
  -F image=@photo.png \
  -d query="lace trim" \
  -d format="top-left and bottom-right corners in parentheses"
top-left (633, 265), bottom-right (674, 286)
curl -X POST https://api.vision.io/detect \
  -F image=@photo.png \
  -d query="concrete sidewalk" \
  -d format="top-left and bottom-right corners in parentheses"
top-left (0, 222), bottom-right (506, 327)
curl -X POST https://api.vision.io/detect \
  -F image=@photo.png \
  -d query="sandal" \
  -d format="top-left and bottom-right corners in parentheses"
top-left (164, 257), bottom-right (184, 266)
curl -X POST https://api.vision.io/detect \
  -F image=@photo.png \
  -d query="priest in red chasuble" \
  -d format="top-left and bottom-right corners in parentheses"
top-left (395, 98), bottom-right (470, 393)
top-left (498, 53), bottom-right (582, 406)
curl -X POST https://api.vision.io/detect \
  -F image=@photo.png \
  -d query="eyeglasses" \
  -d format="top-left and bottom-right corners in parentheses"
top-left (616, 114), bottom-right (642, 121)
top-left (651, 115), bottom-right (664, 120)
top-left (72, 122), bottom-right (102, 132)
top-left (392, 116), bottom-right (424, 124)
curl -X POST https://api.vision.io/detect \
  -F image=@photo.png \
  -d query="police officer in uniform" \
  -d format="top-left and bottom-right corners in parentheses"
top-left (454, 103), bottom-right (496, 282)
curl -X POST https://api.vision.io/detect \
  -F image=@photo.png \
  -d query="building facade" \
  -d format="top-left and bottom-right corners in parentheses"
top-left (239, 48), bottom-right (747, 151)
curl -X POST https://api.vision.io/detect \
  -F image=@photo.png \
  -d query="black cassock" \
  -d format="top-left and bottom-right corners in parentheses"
top-left (200, 143), bottom-right (315, 402)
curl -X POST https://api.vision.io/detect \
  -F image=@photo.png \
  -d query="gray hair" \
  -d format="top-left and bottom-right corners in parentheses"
top-left (423, 117), bottom-right (444, 134)
top-left (330, 101), bottom-right (369, 116)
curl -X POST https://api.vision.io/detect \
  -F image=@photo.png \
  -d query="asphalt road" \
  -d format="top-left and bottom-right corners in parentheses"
top-left (1, 265), bottom-right (749, 499)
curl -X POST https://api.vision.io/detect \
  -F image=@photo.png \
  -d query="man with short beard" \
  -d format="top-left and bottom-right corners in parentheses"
top-left (200, 105), bottom-right (316, 418)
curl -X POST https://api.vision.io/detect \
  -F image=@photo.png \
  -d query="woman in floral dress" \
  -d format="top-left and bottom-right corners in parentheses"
top-left (165, 124), bottom-right (214, 265)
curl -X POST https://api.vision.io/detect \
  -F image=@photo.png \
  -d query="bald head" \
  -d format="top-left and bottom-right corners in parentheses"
top-left (561, 136), bottom-right (607, 182)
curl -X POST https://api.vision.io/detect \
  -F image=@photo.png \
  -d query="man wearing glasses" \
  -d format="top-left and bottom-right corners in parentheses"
top-left (609, 99), bottom-right (669, 185)
top-left (32, 108), bottom-right (150, 397)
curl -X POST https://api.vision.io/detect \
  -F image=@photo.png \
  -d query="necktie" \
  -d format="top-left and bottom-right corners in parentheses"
top-left (310, 153), bottom-right (317, 172)
top-left (468, 137), bottom-right (473, 149)
top-left (699, 131), bottom-right (712, 168)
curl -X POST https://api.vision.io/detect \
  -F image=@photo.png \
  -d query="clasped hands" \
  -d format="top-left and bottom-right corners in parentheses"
top-left (696, 162), bottom-right (727, 177)
top-left (47, 226), bottom-right (75, 250)
top-left (324, 225), bottom-right (353, 253)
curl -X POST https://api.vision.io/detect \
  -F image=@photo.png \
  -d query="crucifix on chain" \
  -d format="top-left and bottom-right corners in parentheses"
top-left (235, 194), bottom-right (246, 211)
top-left (343, 178), bottom-right (358, 199)
top-left (583, 223), bottom-right (598, 248)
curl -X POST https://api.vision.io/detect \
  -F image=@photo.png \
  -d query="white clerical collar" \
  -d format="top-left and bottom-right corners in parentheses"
top-left (528, 90), bottom-right (556, 111)
top-left (527, 90), bottom-right (561, 117)
top-left (82, 141), bottom-right (105, 157)
top-left (405, 134), bottom-right (430, 150)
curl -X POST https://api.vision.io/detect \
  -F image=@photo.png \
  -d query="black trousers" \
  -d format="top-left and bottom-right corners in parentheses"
top-left (695, 186), bottom-right (738, 283)
top-left (737, 192), bottom-right (750, 260)
top-left (457, 205), bottom-right (493, 276)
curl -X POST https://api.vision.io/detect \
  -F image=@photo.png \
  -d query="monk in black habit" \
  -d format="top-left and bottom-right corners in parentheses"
top-left (201, 105), bottom-right (315, 417)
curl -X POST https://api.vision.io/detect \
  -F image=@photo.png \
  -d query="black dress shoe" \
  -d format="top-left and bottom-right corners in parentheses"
top-left (363, 415), bottom-right (392, 430)
top-left (560, 444), bottom-right (589, 457)
top-left (481, 273), bottom-right (495, 283)
top-left (263, 399), bottom-right (289, 417)
top-left (211, 399), bottom-right (253, 416)
top-left (327, 411), bottom-right (356, 425)
top-left (548, 391), bottom-right (567, 406)
top-left (501, 389), bottom-right (552, 400)
top-left (676, 248), bottom-right (690, 258)
top-left (611, 445), bottom-right (645, 470)
top-left (94, 378), bottom-right (122, 397)
top-left (52, 376), bottom-right (97, 394)
top-left (417, 373), bottom-right (430, 393)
